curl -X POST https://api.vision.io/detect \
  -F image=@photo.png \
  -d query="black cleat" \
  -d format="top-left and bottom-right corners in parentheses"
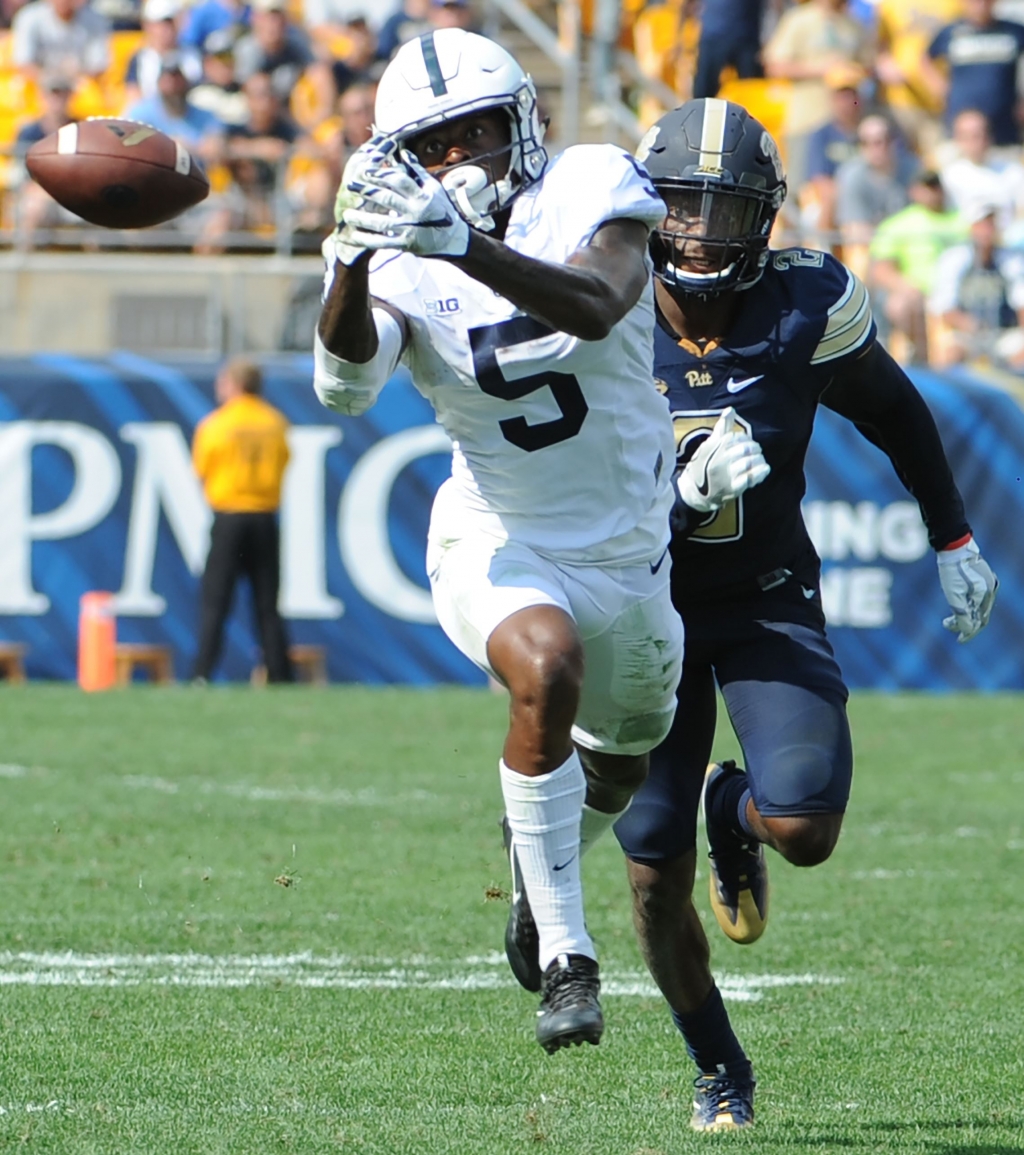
top-left (535, 953), bottom-right (604, 1054)
top-left (501, 816), bottom-right (542, 992)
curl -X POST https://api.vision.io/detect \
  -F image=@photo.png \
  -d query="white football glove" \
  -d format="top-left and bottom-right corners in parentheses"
top-left (936, 536), bottom-right (998, 643)
top-left (342, 149), bottom-right (470, 259)
top-left (329, 132), bottom-right (401, 266)
top-left (676, 407), bottom-right (771, 513)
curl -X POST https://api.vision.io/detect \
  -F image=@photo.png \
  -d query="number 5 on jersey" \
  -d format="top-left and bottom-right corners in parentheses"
top-left (469, 317), bottom-right (589, 452)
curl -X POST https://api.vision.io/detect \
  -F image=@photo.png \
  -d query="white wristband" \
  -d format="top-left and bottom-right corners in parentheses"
top-left (313, 308), bottom-right (404, 416)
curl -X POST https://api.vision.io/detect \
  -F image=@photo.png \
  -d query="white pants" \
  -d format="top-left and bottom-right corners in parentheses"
top-left (426, 526), bottom-right (684, 758)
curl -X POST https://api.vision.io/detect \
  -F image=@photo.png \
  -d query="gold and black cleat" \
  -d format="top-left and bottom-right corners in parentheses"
top-left (690, 1069), bottom-right (756, 1132)
top-left (704, 762), bottom-right (769, 944)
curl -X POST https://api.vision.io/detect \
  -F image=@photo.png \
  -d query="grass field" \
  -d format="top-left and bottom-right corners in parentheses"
top-left (0, 687), bottom-right (1022, 1155)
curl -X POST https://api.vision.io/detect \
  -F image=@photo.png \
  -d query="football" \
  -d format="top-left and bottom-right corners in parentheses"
top-left (25, 118), bottom-right (210, 229)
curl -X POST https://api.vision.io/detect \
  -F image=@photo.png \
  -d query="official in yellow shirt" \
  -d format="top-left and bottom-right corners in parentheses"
top-left (191, 358), bottom-right (293, 683)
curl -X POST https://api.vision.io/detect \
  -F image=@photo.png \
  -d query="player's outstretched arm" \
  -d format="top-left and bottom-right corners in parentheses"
top-left (314, 252), bottom-right (408, 417)
top-left (313, 136), bottom-right (410, 416)
top-left (452, 218), bottom-right (652, 342)
top-left (339, 146), bottom-right (652, 341)
top-left (821, 339), bottom-right (997, 641)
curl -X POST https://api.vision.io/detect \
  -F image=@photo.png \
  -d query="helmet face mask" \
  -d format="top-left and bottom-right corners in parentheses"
top-left (374, 31), bottom-right (548, 231)
top-left (639, 99), bottom-right (787, 298)
top-left (405, 106), bottom-right (519, 230)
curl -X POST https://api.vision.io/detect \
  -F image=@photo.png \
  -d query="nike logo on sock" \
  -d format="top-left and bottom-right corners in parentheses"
top-left (552, 855), bottom-right (576, 872)
top-left (726, 375), bottom-right (763, 393)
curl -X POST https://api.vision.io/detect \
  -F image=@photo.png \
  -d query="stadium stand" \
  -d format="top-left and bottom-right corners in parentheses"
top-left (3, 0), bottom-right (1024, 372)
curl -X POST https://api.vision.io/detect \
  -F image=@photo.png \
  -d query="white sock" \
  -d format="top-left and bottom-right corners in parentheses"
top-left (579, 800), bottom-right (630, 858)
top-left (500, 751), bottom-right (595, 971)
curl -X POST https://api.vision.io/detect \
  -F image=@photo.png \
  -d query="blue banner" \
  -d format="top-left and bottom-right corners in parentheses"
top-left (0, 355), bottom-right (1020, 689)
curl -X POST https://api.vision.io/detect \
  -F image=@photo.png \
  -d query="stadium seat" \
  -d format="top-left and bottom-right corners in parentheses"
top-left (716, 77), bottom-right (791, 145)
top-left (631, 2), bottom-right (696, 126)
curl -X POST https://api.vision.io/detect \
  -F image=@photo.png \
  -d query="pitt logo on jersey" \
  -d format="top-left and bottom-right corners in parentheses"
top-left (686, 370), bottom-right (713, 388)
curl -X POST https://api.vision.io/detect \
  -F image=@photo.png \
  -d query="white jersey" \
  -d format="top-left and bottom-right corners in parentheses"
top-left (367, 144), bottom-right (675, 566)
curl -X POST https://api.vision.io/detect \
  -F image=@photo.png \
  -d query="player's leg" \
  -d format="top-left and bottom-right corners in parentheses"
top-left (487, 604), bottom-right (607, 1051)
top-left (615, 649), bottom-right (756, 1132)
top-left (245, 513), bottom-right (293, 684)
top-left (428, 528), bottom-right (601, 1051)
top-left (192, 513), bottom-right (243, 681)
top-left (706, 604), bottom-right (852, 941)
top-left (501, 558), bottom-right (683, 990)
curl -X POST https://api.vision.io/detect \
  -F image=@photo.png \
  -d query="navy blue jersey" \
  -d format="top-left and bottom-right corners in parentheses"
top-left (658, 249), bottom-right (876, 602)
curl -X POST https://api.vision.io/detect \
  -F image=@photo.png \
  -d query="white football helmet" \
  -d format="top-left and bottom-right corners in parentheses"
top-left (374, 28), bottom-right (547, 231)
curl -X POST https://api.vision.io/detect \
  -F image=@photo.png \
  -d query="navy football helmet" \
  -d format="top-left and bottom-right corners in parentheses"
top-left (637, 98), bottom-right (787, 297)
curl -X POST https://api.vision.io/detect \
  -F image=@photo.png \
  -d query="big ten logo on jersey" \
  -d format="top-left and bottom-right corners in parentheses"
top-left (425, 297), bottom-right (461, 316)
top-left (672, 409), bottom-right (753, 542)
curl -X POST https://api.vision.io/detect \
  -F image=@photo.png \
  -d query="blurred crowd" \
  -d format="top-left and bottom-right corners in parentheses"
top-left (633, 0), bottom-right (1024, 369)
top-left (0, 0), bottom-right (480, 249)
top-left (4, 0), bottom-right (1024, 370)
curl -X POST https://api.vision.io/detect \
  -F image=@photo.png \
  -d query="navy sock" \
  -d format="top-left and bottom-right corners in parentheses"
top-left (736, 786), bottom-right (756, 838)
top-left (708, 766), bottom-right (755, 844)
top-left (671, 985), bottom-right (753, 1081)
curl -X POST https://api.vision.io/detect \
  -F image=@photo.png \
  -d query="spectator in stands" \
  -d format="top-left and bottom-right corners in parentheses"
top-left (125, 51), bottom-right (225, 165)
top-left (376, 0), bottom-right (430, 61)
top-left (189, 25), bottom-right (248, 125)
top-left (12, 0), bottom-right (110, 82)
top-left (191, 358), bottom-right (293, 685)
top-left (923, 0), bottom-right (1024, 149)
top-left (930, 200), bottom-right (1024, 366)
top-left (301, 0), bottom-right (375, 38)
top-left (287, 77), bottom-right (374, 231)
top-left (689, 0), bottom-right (766, 99)
top-left (801, 62), bottom-right (866, 247)
top-left (233, 0), bottom-right (312, 103)
top-left (13, 71), bottom-right (77, 248)
top-left (123, 0), bottom-right (202, 105)
top-left (179, 0), bottom-right (248, 53)
top-left (875, 0), bottom-right (959, 160)
top-left (223, 70), bottom-right (300, 228)
top-left (326, 14), bottom-right (376, 102)
top-left (836, 114), bottom-right (918, 248)
top-left (940, 108), bottom-right (1024, 229)
top-left (763, 0), bottom-right (874, 194)
top-left (869, 170), bottom-right (967, 364)
top-left (428, 0), bottom-right (475, 32)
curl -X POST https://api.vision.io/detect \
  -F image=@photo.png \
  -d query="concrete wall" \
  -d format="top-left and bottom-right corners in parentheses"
top-left (0, 252), bottom-right (323, 355)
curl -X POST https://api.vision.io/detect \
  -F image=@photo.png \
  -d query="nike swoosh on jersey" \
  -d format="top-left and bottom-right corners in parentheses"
top-left (801, 586), bottom-right (816, 599)
top-left (725, 375), bottom-right (764, 393)
top-left (649, 548), bottom-right (669, 575)
top-left (552, 855), bottom-right (576, 872)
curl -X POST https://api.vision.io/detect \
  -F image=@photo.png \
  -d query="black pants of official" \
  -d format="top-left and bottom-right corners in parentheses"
top-left (193, 511), bottom-right (293, 683)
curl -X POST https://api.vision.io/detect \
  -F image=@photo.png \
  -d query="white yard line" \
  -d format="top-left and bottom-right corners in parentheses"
top-left (0, 950), bottom-right (841, 1000)
top-left (117, 776), bottom-right (438, 807)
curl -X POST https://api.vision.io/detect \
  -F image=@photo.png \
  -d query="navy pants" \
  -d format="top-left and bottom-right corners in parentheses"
top-left (615, 588), bottom-right (852, 863)
top-left (692, 30), bottom-right (763, 99)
